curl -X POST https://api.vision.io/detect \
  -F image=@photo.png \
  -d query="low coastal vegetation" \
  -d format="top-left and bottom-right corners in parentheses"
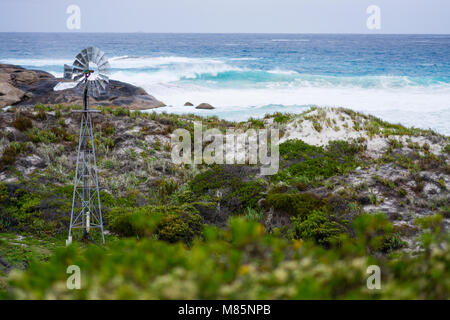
top-left (0, 104), bottom-right (448, 299)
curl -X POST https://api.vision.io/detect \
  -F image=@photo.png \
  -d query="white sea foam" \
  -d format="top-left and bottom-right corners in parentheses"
top-left (267, 69), bottom-right (299, 75)
top-left (0, 58), bottom-right (72, 67)
top-left (109, 56), bottom-right (229, 69)
top-left (229, 57), bottom-right (259, 61)
top-left (271, 39), bottom-right (310, 42)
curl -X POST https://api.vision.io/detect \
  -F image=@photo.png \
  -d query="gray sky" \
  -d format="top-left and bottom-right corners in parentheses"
top-left (0, 0), bottom-right (449, 33)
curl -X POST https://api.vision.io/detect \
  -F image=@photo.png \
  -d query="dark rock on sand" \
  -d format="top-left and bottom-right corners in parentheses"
top-left (184, 102), bottom-right (194, 106)
top-left (196, 103), bottom-right (214, 110)
top-left (0, 63), bottom-right (165, 110)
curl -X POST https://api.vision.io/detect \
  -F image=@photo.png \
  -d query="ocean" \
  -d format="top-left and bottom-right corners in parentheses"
top-left (0, 33), bottom-right (449, 134)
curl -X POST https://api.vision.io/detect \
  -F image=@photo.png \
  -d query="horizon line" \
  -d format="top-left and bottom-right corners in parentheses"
top-left (0, 31), bottom-right (449, 36)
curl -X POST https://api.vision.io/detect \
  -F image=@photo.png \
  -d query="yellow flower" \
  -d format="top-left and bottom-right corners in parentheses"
top-left (293, 239), bottom-right (303, 249)
top-left (238, 264), bottom-right (251, 275)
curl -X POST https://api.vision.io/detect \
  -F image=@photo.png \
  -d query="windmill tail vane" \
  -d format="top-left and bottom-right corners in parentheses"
top-left (64, 47), bottom-right (110, 245)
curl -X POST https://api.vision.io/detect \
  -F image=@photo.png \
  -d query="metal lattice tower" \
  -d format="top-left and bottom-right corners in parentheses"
top-left (63, 47), bottom-right (110, 245)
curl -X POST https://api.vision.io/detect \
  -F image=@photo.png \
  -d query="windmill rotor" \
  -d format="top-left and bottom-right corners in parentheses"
top-left (64, 46), bottom-right (111, 99)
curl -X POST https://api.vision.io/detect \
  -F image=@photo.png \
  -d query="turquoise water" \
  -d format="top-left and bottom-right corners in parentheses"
top-left (0, 33), bottom-right (449, 134)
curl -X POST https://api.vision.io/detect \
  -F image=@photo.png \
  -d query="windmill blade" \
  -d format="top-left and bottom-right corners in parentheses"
top-left (97, 74), bottom-right (109, 84)
top-left (98, 62), bottom-right (111, 74)
top-left (92, 47), bottom-right (102, 64)
top-left (95, 79), bottom-right (107, 91)
top-left (72, 66), bottom-right (86, 75)
top-left (75, 80), bottom-right (87, 91)
top-left (73, 59), bottom-right (87, 71)
top-left (87, 47), bottom-right (94, 61)
top-left (98, 61), bottom-right (111, 73)
top-left (53, 81), bottom-right (78, 91)
top-left (75, 53), bottom-right (88, 68)
top-left (97, 56), bottom-right (109, 69)
top-left (92, 81), bottom-right (101, 97)
top-left (89, 80), bottom-right (101, 97)
top-left (97, 79), bottom-right (109, 92)
top-left (95, 51), bottom-right (106, 66)
top-left (100, 79), bottom-right (109, 92)
top-left (73, 73), bottom-right (85, 82)
top-left (80, 48), bottom-right (89, 64)
top-left (64, 64), bottom-right (73, 80)
top-left (74, 58), bottom-right (87, 69)
top-left (89, 80), bottom-right (97, 93)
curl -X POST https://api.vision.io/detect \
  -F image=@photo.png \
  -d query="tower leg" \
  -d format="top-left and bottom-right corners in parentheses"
top-left (67, 113), bottom-right (84, 246)
top-left (87, 113), bottom-right (105, 244)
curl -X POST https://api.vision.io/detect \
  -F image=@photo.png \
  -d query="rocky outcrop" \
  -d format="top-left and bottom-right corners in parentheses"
top-left (196, 103), bottom-right (214, 110)
top-left (0, 64), bottom-right (52, 106)
top-left (0, 63), bottom-right (165, 110)
top-left (0, 81), bottom-right (25, 106)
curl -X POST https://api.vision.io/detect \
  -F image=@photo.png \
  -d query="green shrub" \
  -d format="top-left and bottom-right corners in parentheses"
top-left (415, 214), bottom-right (444, 248)
top-left (157, 178), bottom-right (179, 200)
top-left (233, 180), bottom-right (265, 210)
top-left (51, 127), bottom-right (73, 141)
top-left (247, 118), bottom-right (265, 129)
top-left (12, 117), bottom-right (33, 131)
top-left (189, 165), bottom-right (265, 211)
top-left (364, 120), bottom-right (381, 137)
top-left (112, 107), bottom-right (130, 117)
top-left (311, 120), bottom-right (322, 132)
top-left (443, 144), bottom-right (450, 154)
top-left (352, 213), bottom-right (405, 253)
top-left (35, 109), bottom-right (47, 121)
top-left (0, 144), bottom-right (19, 168)
top-left (278, 139), bottom-right (323, 159)
top-left (108, 205), bottom-right (203, 244)
top-left (266, 192), bottom-right (326, 216)
top-left (27, 128), bottom-right (58, 143)
top-left (273, 113), bottom-right (291, 124)
top-left (0, 183), bottom-right (70, 235)
top-left (243, 207), bottom-right (263, 222)
top-left (0, 142), bottom-right (26, 171)
top-left (273, 139), bottom-right (360, 185)
top-left (157, 215), bottom-right (190, 242)
top-left (291, 207), bottom-right (342, 245)
top-left (33, 103), bottom-right (51, 112)
top-left (154, 139), bottom-right (161, 151)
top-left (158, 213), bottom-right (203, 244)
top-left (101, 123), bottom-right (115, 136)
top-left (397, 188), bottom-right (407, 197)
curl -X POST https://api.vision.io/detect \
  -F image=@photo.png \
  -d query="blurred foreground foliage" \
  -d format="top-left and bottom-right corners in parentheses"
top-left (2, 214), bottom-right (448, 300)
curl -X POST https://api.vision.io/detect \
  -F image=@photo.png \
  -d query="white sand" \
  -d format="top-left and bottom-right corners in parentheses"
top-left (277, 107), bottom-right (444, 159)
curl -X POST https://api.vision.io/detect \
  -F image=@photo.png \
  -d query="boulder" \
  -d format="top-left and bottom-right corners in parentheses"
top-left (184, 102), bottom-right (194, 106)
top-left (195, 103), bottom-right (215, 110)
top-left (0, 63), bottom-right (165, 110)
top-left (0, 82), bottom-right (25, 106)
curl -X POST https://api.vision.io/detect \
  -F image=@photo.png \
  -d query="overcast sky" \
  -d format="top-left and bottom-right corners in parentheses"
top-left (0, 0), bottom-right (449, 33)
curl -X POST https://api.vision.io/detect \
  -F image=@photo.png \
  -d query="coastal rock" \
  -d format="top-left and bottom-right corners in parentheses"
top-left (196, 103), bottom-right (214, 110)
top-left (0, 82), bottom-right (25, 106)
top-left (184, 102), bottom-right (194, 106)
top-left (0, 63), bottom-right (165, 110)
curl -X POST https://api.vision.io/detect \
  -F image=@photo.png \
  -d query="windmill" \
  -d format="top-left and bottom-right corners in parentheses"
top-left (64, 47), bottom-right (110, 245)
